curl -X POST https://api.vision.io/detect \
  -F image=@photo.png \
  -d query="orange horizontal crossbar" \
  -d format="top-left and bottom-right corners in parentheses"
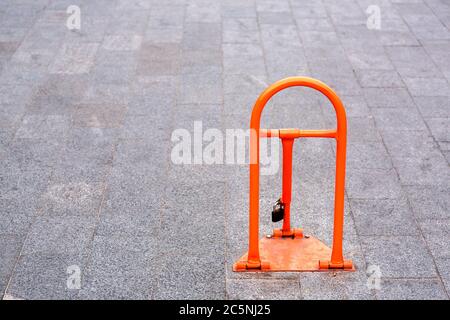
top-left (260, 128), bottom-right (337, 139)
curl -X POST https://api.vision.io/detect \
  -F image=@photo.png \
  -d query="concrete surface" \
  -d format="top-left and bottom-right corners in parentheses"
top-left (0, 0), bottom-right (449, 300)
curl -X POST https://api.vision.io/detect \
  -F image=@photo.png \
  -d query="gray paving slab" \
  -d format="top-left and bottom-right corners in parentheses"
top-left (376, 279), bottom-right (448, 300)
top-left (153, 253), bottom-right (226, 299)
top-left (363, 87), bottom-right (413, 108)
top-left (227, 279), bottom-right (301, 300)
top-left (360, 236), bottom-right (438, 278)
top-left (0, 235), bottom-right (22, 295)
top-left (392, 151), bottom-right (450, 186)
top-left (346, 141), bottom-right (392, 169)
top-left (22, 215), bottom-right (97, 255)
top-left (15, 115), bottom-right (70, 140)
top-left (418, 219), bottom-right (450, 260)
top-left (49, 43), bottom-right (99, 75)
top-left (372, 108), bottom-right (428, 131)
top-left (346, 168), bottom-right (402, 199)
top-left (5, 253), bottom-right (85, 300)
top-left (299, 271), bottom-right (374, 300)
top-left (405, 185), bottom-right (450, 220)
top-left (381, 130), bottom-right (439, 159)
top-left (385, 45), bottom-right (442, 79)
top-left (425, 118), bottom-right (450, 145)
top-left (403, 77), bottom-right (450, 97)
top-left (79, 234), bottom-right (156, 299)
top-left (137, 42), bottom-right (181, 76)
top-left (355, 69), bottom-right (405, 89)
top-left (350, 198), bottom-right (419, 236)
top-left (435, 258), bottom-right (450, 295)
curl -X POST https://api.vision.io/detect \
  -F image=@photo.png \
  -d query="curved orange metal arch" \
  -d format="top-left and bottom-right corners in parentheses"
top-left (246, 76), bottom-right (348, 270)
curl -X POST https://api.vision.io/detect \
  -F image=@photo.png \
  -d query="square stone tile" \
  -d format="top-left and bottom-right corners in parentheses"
top-left (346, 168), bottom-right (402, 200)
top-left (346, 141), bottom-right (392, 169)
top-left (295, 18), bottom-right (333, 32)
top-left (26, 74), bottom-right (88, 115)
top-left (223, 18), bottom-right (259, 44)
top-left (79, 234), bottom-right (156, 299)
top-left (360, 235), bottom-right (438, 278)
top-left (39, 180), bottom-right (105, 217)
top-left (102, 34), bottom-right (142, 51)
top-left (15, 115), bottom-right (70, 140)
top-left (372, 108), bottom-right (427, 131)
top-left (379, 29), bottom-right (419, 46)
top-left (381, 130), bottom-right (439, 159)
top-left (363, 88), bottom-right (413, 108)
top-left (49, 43), bottom-right (99, 74)
top-left (425, 118), bottom-right (449, 143)
top-left (419, 219), bottom-right (450, 259)
top-left (392, 151), bottom-right (450, 186)
top-left (423, 40), bottom-right (450, 81)
top-left (261, 24), bottom-right (301, 49)
top-left (222, 4), bottom-right (257, 19)
top-left (403, 14), bottom-right (450, 41)
top-left (223, 55), bottom-right (266, 76)
top-left (137, 42), bottom-right (180, 76)
top-left (182, 22), bottom-right (221, 51)
top-left (186, 3), bottom-right (220, 23)
top-left (291, 2), bottom-right (327, 18)
top-left (299, 271), bottom-right (374, 300)
top-left (227, 279), bottom-right (301, 300)
top-left (145, 26), bottom-right (183, 43)
top-left (355, 69), bottom-right (404, 88)
top-left (147, 5), bottom-right (184, 29)
top-left (5, 253), bottom-right (85, 300)
top-left (81, 83), bottom-right (131, 105)
top-left (435, 258), bottom-right (450, 295)
top-left (300, 31), bottom-right (341, 47)
top-left (258, 11), bottom-right (295, 25)
top-left (347, 47), bottom-right (394, 71)
top-left (154, 253), bottom-right (226, 299)
top-left (385, 46), bottom-right (441, 78)
top-left (0, 235), bottom-right (23, 295)
top-left (376, 279), bottom-right (448, 300)
top-left (22, 215), bottom-right (96, 255)
top-left (73, 103), bottom-right (127, 128)
top-left (405, 185), bottom-right (450, 220)
top-left (179, 70), bottom-right (223, 104)
top-left (413, 96), bottom-right (450, 118)
top-left (350, 198), bottom-right (418, 236)
top-left (404, 77), bottom-right (450, 97)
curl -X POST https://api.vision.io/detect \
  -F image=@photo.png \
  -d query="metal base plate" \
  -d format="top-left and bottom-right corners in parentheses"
top-left (233, 235), bottom-right (355, 272)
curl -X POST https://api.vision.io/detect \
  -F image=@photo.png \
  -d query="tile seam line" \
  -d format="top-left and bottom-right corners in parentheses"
top-left (219, 6), bottom-right (233, 300)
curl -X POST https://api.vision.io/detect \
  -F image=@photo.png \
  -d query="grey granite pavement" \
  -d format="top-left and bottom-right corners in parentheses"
top-left (0, 0), bottom-right (449, 300)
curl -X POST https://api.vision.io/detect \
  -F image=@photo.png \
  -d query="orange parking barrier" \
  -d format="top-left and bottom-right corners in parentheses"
top-left (233, 77), bottom-right (354, 272)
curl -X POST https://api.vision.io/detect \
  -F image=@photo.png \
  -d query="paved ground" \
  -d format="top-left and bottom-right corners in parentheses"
top-left (0, 0), bottom-right (449, 300)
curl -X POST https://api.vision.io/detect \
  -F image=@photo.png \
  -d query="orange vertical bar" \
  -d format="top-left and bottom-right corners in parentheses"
top-left (281, 138), bottom-right (294, 233)
top-left (330, 117), bottom-right (347, 266)
top-left (247, 126), bottom-right (260, 266)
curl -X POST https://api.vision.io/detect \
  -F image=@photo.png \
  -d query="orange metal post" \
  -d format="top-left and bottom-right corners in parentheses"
top-left (233, 76), bottom-right (354, 272)
top-left (281, 138), bottom-right (294, 234)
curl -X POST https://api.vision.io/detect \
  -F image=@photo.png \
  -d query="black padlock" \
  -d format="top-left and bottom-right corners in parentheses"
top-left (272, 198), bottom-right (285, 222)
